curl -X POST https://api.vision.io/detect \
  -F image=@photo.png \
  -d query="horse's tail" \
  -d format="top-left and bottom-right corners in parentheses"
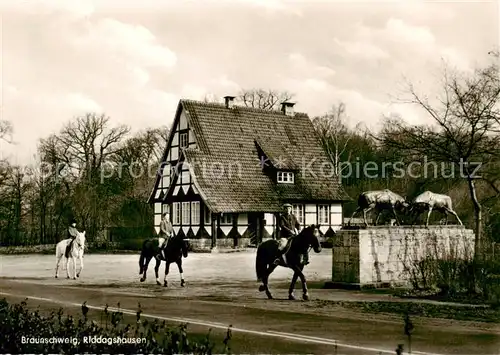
top-left (255, 244), bottom-right (268, 282)
top-left (55, 241), bottom-right (63, 259)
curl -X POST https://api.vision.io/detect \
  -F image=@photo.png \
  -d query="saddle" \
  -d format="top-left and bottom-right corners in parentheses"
top-left (274, 238), bottom-right (293, 265)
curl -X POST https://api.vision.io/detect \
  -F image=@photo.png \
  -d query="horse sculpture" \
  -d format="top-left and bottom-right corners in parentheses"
top-left (139, 234), bottom-right (188, 287)
top-left (55, 231), bottom-right (86, 279)
top-left (347, 189), bottom-right (409, 226)
top-left (255, 224), bottom-right (322, 301)
top-left (409, 191), bottom-right (463, 226)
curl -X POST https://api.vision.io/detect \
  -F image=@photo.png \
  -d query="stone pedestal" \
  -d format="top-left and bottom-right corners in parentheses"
top-left (329, 226), bottom-right (475, 288)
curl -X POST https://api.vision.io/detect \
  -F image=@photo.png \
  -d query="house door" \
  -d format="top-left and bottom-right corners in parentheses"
top-left (248, 213), bottom-right (262, 245)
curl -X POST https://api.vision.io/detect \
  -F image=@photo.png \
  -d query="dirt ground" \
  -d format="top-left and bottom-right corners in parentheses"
top-left (1, 250), bottom-right (500, 354)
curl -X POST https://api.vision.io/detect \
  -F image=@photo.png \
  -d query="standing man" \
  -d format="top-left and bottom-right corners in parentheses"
top-left (157, 212), bottom-right (173, 260)
top-left (274, 203), bottom-right (305, 265)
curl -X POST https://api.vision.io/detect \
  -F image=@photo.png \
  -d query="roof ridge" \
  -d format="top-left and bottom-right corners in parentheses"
top-left (180, 99), bottom-right (309, 117)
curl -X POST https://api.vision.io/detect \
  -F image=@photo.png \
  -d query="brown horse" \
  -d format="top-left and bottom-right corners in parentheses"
top-left (255, 224), bottom-right (322, 301)
top-left (139, 234), bottom-right (188, 287)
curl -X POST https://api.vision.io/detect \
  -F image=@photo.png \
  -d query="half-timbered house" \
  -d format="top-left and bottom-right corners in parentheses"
top-left (147, 96), bottom-right (350, 250)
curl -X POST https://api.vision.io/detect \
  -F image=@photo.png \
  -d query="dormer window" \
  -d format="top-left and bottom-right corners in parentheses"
top-left (277, 171), bottom-right (294, 184)
top-left (180, 132), bottom-right (188, 149)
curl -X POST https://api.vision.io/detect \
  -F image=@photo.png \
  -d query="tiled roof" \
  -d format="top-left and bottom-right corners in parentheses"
top-left (163, 100), bottom-right (351, 212)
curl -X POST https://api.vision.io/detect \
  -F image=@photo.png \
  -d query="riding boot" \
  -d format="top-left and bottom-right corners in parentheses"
top-left (156, 246), bottom-right (164, 261)
top-left (302, 252), bottom-right (309, 265)
top-left (273, 249), bottom-right (283, 265)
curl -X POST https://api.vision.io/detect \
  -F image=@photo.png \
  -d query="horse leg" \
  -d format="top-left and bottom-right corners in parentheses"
top-left (55, 253), bottom-right (63, 278)
top-left (260, 264), bottom-right (277, 299)
top-left (77, 254), bottom-right (83, 278)
top-left (391, 206), bottom-right (400, 225)
top-left (140, 256), bottom-right (151, 282)
top-left (163, 261), bottom-right (171, 287)
top-left (347, 208), bottom-right (360, 226)
top-left (66, 257), bottom-right (71, 279)
top-left (176, 259), bottom-right (185, 287)
top-left (363, 206), bottom-right (374, 226)
top-left (288, 271), bottom-right (300, 300)
top-left (72, 256), bottom-right (77, 280)
top-left (446, 208), bottom-right (463, 225)
top-left (426, 207), bottom-right (433, 227)
top-left (155, 258), bottom-right (161, 286)
top-left (293, 266), bottom-right (309, 300)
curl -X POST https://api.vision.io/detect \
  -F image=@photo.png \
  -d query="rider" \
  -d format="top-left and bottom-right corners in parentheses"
top-left (65, 218), bottom-right (79, 258)
top-left (157, 212), bottom-right (174, 260)
top-left (274, 203), bottom-right (307, 265)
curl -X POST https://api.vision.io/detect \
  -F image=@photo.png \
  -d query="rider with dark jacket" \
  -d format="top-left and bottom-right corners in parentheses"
top-left (274, 203), bottom-right (308, 265)
top-left (65, 219), bottom-right (79, 258)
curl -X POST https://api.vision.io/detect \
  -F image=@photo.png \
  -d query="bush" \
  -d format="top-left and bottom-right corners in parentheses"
top-left (0, 298), bottom-right (232, 354)
top-left (400, 232), bottom-right (500, 306)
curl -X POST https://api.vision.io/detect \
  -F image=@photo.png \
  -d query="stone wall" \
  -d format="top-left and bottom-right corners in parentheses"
top-left (331, 226), bottom-right (475, 287)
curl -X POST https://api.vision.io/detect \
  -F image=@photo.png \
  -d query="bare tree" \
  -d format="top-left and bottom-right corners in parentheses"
top-left (54, 113), bottom-right (130, 180)
top-left (381, 58), bottom-right (500, 258)
top-left (0, 120), bottom-right (12, 143)
top-left (237, 89), bottom-right (294, 110)
top-left (312, 102), bottom-right (352, 176)
top-left (36, 113), bottom-right (131, 240)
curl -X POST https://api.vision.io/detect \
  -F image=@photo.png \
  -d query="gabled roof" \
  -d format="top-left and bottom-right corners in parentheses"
top-left (157, 99), bottom-right (350, 213)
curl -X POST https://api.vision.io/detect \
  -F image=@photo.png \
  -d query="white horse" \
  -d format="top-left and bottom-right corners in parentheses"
top-left (55, 231), bottom-right (86, 279)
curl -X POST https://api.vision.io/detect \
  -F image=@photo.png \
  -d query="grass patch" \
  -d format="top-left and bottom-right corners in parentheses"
top-left (312, 299), bottom-right (500, 323)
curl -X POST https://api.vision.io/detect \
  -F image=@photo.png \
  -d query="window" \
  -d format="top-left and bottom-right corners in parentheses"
top-left (180, 132), bottom-right (188, 149)
top-left (220, 213), bottom-right (232, 225)
top-left (162, 204), bottom-right (170, 215)
top-left (161, 166), bottom-right (170, 189)
top-left (182, 202), bottom-right (190, 225)
top-left (191, 201), bottom-right (200, 225)
top-left (172, 202), bottom-right (181, 224)
top-left (292, 204), bottom-right (304, 224)
top-left (204, 205), bottom-right (211, 224)
top-left (277, 171), bottom-right (294, 184)
top-left (318, 205), bottom-right (330, 225)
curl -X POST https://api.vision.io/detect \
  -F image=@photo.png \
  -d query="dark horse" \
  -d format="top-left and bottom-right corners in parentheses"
top-left (139, 234), bottom-right (188, 287)
top-left (255, 224), bottom-right (322, 301)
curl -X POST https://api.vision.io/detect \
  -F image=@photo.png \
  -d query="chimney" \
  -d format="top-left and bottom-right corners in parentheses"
top-left (281, 101), bottom-right (295, 116)
top-left (224, 95), bottom-right (236, 109)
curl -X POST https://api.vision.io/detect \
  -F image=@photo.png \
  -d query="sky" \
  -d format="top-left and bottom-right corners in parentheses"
top-left (0, 0), bottom-right (498, 165)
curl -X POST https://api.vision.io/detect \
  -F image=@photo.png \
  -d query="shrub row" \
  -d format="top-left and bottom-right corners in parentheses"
top-left (0, 298), bottom-right (231, 354)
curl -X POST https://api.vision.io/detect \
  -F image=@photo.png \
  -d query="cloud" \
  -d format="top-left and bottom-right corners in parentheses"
top-left (333, 38), bottom-right (390, 60)
top-left (72, 18), bottom-right (177, 69)
top-left (384, 18), bottom-right (435, 45)
top-left (231, 0), bottom-right (302, 15)
top-left (66, 93), bottom-right (103, 113)
top-left (288, 53), bottom-right (336, 78)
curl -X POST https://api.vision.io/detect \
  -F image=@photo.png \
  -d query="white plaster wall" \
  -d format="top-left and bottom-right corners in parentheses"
top-left (264, 213), bottom-right (275, 226)
top-left (179, 111), bottom-right (188, 130)
top-left (171, 147), bottom-right (179, 161)
top-left (172, 132), bottom-right (179, 146)
top-left (238, 213), bottom-right (248, 225)
top-left (305, 204), bottom-right (316, 213)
